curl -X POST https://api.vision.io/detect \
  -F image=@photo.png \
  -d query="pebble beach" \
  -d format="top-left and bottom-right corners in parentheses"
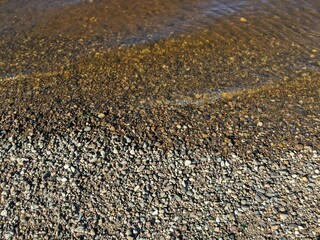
top-left (0, 0), bottom-right (320, 239)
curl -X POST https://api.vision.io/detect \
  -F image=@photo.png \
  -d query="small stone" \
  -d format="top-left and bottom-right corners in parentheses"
top-left (3, 232), bottom-right (13, 240)
top-left (202, 133), bottom-right (209, 138)
top-left (185, 160), bottom-right (192, 167)
top-left (266, 192), bottom-right (275, 198)
top-left (279, 213), bottom-right (288, 220)
top-left (194, 93), bottom-right (202, 99)
top-left (3, 232), bottom-right (13, 239)
top-left (271, 225), bottom-right (279, 231)
top-left (43, 171), bottom-right (51, 180)
top-left (58, 177), bottom-right (68, 182)
top-left (257, 121), bottom-right (263, 127)
top-left (255, 195), bottom-right (262, 202)
top-left (126, 229), bottom-right (132, 236)
top-left (1, 210), bottom-right (7, 217)
top-left (241, 205), bottom-right (250, 211)
top-left (84, 126), bottom-right (91, 132)
top-left (129, 149), bottom-right (135, 155)
top-left (304, 146), bottom-right (313, 152)
top-left (313, 227), bottom-right (320, 233)
top-left (174, 195), bottom-right (182, 201)
top-left (163, 185), bottom-right (174, 192)
top-left (74, 226), bottom-right (85, 233)
top-left (186, 191), bottom-right (193, 196)
top-left (240, 17), bottom-right (247, 22)
top-left (230, 225), bottom-right (237, 232)
top-left (98, 113), bottom-right (105, 119)
top-left (279, 207), bottom-right (286, 212)
top-left (64, 164), bottom-right (70, 170)
top-left (288, 224), bottom-right (298, 229)
top-left (137, 165), bottom-right (144, 172)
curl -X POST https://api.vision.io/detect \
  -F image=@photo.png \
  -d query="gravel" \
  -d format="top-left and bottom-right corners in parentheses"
top-left (0, 11), bottom-right (319, 238)
top-left (0, 87), bottom-right (319, 239)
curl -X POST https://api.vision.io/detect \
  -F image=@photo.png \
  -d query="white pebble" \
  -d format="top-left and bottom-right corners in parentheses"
top-left (1, 210), bottom-right (7, 217)
top-left (185, 160), bottom-right (192, 167)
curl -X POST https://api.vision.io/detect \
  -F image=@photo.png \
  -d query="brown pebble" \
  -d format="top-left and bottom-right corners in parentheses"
top-left (163, 185), bottom-right (173, 192)
top-left (240, 17), bottom-right (247, 22)
top-left (230, 225), bottom-right (237, 232)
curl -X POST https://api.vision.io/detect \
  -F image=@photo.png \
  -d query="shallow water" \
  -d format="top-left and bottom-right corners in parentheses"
top-left (1, 0), bottom-right (319, 44)
top-left (0, 0), bottom-right (319, 106)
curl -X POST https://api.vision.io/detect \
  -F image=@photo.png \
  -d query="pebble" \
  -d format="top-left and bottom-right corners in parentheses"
top-left (58, 177), bottom-right (68, 182)
top-left (129, 149), bottom-right (135, 155)
top-left (84, 126), bottom-right (91, 132)
top-left (279, 213), bottom-right (288, 220)
top-left (304, 146), bottom-right (313, 152)
top-left (230, 225), bottom-right (237, 232)
top-left (174, 195), bottom-right (182, 202)
top-left (126, 229), bottom-right (132, 236)
top-left (43, 171), bottom-right (51, 179)
top-left (163, 185), bottom-right (174, 192)
top-left (240, 17), bottom-right (247, 22)
top-left (255, 195), bottom-right (262, 202)
top-left (1, 209), bottom-right (8, 217)
top-left (98, 113), bottom-right (105, 119)
top-left (74, 226), bottom-right (85, 233)
top-left (184, 160), bottom-right (192, 167)
top-left (3, 232), bottom-right (13, 240)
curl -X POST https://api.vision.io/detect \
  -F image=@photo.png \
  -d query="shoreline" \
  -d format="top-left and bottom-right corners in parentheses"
top-left (1, 8), bottom-right (320, 238)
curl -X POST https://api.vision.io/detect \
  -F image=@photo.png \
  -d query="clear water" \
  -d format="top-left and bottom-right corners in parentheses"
top-left (0, 0), bottom-right (319, 105)
top-left (1, 0), bottom-right (319, 45)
